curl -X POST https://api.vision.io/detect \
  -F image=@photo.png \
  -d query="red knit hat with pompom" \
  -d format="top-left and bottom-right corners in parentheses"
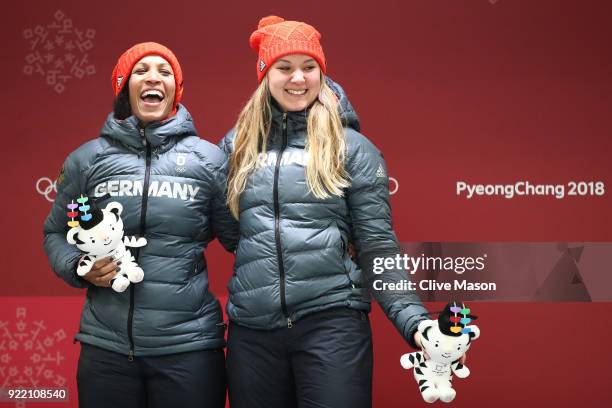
top-left (250, 16), bottom-right (326, 82)
top-left (111, 42), bottom-right (184, 110)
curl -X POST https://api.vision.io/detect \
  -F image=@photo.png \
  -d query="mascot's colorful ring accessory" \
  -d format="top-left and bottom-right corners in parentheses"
top-left (66, 195), bottom-right (93, 227)
top-left (76, 195), bottom-right (92, 221)
top-left (449, 302), bottom-right (472, 334)
top-left (66, 200), bottom-right (80, 228)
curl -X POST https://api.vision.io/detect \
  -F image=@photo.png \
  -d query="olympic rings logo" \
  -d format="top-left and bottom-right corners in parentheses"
top-left (36, 177), bottom-right (57, 202)
top-left (389, 177), bottom-right (399, 195)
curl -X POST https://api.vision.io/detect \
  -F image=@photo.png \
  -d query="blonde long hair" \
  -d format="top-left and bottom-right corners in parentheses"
top-left (227, 76), bottom-right (351, 219)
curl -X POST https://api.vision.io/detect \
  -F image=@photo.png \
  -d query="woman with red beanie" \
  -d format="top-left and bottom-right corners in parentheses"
top-left (43, 42), bottom-right (237, 408)
top-left (219, 16), bottom-right (428, 408)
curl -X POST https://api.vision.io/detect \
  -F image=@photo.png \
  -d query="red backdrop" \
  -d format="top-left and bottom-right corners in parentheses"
top-left (3, 0), bottom-right (611, 406)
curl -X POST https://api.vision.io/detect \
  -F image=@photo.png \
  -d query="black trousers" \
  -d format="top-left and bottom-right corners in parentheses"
top-left (227, 307), bottom-right (373, 408)
top-left (77, 343), bottom-right (226, 408)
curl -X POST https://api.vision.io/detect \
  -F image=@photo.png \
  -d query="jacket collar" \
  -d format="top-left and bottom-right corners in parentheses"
top-left (99, 104), bottom-right (196, 151)
top-left (270, 98), bottom-right (309, 133)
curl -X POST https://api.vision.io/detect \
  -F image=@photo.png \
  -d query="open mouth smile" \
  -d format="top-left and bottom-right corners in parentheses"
top-left (140, 89), bottom-right (165, 106)
top-left (285, 89), bottom-right (307, 96)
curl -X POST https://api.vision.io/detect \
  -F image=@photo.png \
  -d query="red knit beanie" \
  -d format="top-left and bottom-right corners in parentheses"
top-left (249, 16), bottom-right (326, 82)
top-left (111, 42), bottom-right (184, 109)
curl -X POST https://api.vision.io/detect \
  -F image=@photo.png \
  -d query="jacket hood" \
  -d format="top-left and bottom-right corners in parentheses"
top-left (270, 77), bottom-right (360, 133)
top-left (326, 77), bottom-right (360, 132)
top-left (99, 104), bottom-right (197, 150)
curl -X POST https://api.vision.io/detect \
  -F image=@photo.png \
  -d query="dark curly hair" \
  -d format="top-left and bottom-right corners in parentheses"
top-left (113, 80), bottom-right (132, 120)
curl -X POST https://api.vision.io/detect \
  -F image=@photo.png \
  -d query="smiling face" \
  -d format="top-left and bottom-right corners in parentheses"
top-left (267, 54), bottom-right (321, 112)
top-left (128, 55), bottom-right (176, 125)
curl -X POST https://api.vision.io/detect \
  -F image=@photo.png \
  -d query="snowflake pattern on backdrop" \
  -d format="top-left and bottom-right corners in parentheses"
top-left (0, 307), bottom-right (67, 407)
top-left (23, 10), bottom-right (96, 94)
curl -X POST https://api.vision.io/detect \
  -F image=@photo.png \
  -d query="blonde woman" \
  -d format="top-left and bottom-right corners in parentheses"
top-left (219, 16), bottom-right (428, 408)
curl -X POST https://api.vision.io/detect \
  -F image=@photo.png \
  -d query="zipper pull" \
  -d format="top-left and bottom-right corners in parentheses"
top-left (128, 349), bottom-right (134, 361)
top-left (287, 318), bottom-right (293, 329)
top-left (140, 128), bottom-right (146, 146)
top-left (282, 113), bottom-right (287, 130)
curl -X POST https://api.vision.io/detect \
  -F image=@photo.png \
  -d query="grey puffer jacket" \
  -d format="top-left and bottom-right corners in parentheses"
top-left (219, 79), bottom-right (427, 347)
top-left (44, 105), bottom-right (238, 357)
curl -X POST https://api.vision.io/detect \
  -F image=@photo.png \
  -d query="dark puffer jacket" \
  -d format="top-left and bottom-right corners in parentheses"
top-left (44, 105), bottom-right (238, 356)
top-left (219, 79), bottom-right (427, 346)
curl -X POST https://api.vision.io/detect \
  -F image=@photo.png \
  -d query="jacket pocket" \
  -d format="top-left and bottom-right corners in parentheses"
top-left (190, 247), bottom-right (206, 279)
top-left (330, 221), bottom-right (356, 289)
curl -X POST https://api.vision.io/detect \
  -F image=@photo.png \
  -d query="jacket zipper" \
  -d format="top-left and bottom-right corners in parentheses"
top-left (127, 128), bottom-right (152, 361)
top-left (274, 113), bottom-right (292, 328)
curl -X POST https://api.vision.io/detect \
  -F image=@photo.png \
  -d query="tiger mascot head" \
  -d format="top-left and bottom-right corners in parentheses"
top-left (418, 301), bottom-right (480, 364)
top-left (67, 199), bottom-right (125, 258)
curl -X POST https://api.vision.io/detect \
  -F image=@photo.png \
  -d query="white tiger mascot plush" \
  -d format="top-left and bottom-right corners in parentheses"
top-left (400, 302), bottom-right (480, 403)
top-left (66, 195), bottom-right (147, 293)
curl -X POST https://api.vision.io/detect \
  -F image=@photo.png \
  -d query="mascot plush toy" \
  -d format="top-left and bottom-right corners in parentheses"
top-left (66, 195), bottom-right (147, 293)
top-left (400, 302), bottom-right (480, 403)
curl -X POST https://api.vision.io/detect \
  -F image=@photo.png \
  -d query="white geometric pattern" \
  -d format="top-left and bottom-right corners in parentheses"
top-left (22, 10), bottom-right (96, 94)
top-left (0, 307), bottom-right (68, 407)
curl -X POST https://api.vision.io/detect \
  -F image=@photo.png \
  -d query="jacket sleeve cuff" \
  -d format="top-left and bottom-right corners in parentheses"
top-left (406, 321), bottom-right (423, 349)
top-left (398, 306), bottom-right (430, 348)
